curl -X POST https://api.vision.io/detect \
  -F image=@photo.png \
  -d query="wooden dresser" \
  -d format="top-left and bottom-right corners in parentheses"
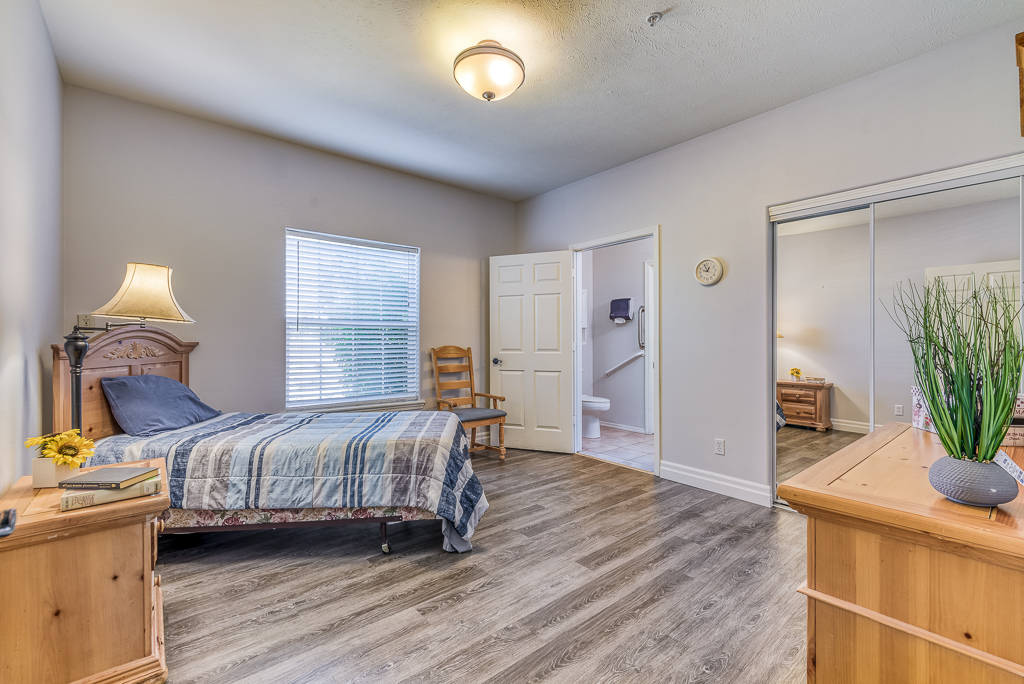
top-left (0, 459), bottom-right (169, 684)
top-left (777, 381), bottom-right (832, 431)
top-left (778, 424), bottom-right (1024, 683)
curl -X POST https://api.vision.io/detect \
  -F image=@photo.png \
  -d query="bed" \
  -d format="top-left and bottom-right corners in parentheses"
top-left (51, 326), bottom-right (488, 553)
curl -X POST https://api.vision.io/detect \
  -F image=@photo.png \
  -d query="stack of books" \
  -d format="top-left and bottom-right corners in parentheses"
top-left (804, 377), bottom-right (826, 384)
top-left (58, 466), bottom-right (162, 512)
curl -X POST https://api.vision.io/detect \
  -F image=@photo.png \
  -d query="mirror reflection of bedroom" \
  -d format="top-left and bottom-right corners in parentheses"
top-left (775, 209), bottom-right (869, 491)
top-left (774, 177), bottom-right (1023, 499)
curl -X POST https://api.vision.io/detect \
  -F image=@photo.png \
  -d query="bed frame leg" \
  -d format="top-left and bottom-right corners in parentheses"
top-left (380, 521), bottom-right (391, 554)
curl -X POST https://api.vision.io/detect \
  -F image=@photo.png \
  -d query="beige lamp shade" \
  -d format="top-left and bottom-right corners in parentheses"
top-left (777, 331), bottom-right (784, 338)
top-left (91, 263), bottom-right (194, 322)
top-left (453, 40), bottom-right (525, 102)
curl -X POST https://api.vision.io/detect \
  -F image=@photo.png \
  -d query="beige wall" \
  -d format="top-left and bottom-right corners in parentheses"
top-left (517, 21), bottom-right (1024, 505)
top-left (62, 87), bottom-right (516, 414)
top-left (0, 0), bottom-right (63, 495)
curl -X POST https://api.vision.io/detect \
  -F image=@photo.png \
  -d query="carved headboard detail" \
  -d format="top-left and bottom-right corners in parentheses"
top-left (51, 326), bottom-right (198, 440)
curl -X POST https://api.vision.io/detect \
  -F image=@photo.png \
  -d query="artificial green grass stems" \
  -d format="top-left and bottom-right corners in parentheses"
top-left (888, 277), bottom-right (1024, 462)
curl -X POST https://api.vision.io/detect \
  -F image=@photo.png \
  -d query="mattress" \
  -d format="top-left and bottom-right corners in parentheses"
top-left (91, 410), bottom-right (488, 551)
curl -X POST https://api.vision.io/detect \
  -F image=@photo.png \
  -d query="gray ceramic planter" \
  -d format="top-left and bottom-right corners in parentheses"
top-left (928, 456), bottom-right (1019, 507)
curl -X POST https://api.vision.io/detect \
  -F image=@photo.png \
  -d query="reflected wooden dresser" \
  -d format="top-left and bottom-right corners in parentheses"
top-left (0, 459), bottom-right (169, 684)
top-left (778, 423), bottom-right (1024, 682)
top-left (777, 381), bottom-right (833, 431)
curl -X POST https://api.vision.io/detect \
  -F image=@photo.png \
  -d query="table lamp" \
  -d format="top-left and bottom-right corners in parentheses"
top-left (63, 263), bottom-right (194, 432)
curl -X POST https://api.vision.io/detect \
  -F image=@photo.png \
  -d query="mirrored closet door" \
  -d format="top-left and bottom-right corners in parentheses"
top-left (775, 209), bottom-right (870, 488)
top-left (873, 178), bottom-right (1023, 430)
top-left (773, 175), bottom-right (1024, 501)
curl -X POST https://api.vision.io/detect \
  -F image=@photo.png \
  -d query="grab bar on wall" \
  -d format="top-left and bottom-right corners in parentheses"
top-left (638, 305), bottom-right (646, 349)
top-left (604, 350), bottom-right (645, 378)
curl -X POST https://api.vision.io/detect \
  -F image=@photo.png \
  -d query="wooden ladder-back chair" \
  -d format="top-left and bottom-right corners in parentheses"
top-left (430, 346), bottom-right (506, 460)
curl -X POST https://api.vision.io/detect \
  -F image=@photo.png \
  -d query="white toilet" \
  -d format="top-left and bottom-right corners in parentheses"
top-left (582, 395), bottom-right (611, 439)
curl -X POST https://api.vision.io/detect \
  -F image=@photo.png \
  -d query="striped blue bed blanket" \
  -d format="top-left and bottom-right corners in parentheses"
top-left (90, 410), bottom-right (488, 552)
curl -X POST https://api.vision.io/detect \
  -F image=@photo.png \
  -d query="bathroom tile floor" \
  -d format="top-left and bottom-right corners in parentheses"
top-left (580, 426), bottom-right (655, 472)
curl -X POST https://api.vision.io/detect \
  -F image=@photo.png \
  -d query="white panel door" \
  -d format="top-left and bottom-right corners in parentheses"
top-left (490, 251), bottom-right (574, 453)
top-left (925, 259), bottom-right (1021, 303)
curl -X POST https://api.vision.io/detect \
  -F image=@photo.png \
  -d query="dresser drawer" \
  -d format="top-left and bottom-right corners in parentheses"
top-left (782, 402), bottom-right (817, 420)
top-left (779, 388), bottom-right (816, 405)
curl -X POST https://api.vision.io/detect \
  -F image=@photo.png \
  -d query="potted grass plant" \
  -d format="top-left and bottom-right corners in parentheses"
top-left (889, 277), bottom-right (1024, 506)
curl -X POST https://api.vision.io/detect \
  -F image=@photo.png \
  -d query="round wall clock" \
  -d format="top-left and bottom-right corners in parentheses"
top-left (695, 257), bottom-right (724, 286)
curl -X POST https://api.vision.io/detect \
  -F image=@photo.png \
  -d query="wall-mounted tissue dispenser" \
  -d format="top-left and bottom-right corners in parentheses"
top-left (609, 297), bottom-right (634, 324)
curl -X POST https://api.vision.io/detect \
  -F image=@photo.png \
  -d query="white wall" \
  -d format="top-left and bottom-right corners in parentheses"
top-left (62, 87), bottom-right (517, 414)
top-left (517, 21), bottom-right (1024, 506)
top-left (592, 238), bottom-right (653, 430)
top-left (0, 0), bottom-right (63, 496)
top-left (778, 223), bottom-right (870, 431)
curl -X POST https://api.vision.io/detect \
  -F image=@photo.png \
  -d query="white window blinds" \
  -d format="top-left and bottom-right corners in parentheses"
top-left (286, 229), bottom-right (420, 409)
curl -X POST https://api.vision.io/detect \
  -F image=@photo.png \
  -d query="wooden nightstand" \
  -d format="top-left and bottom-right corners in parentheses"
top-left (0, 458), bottom-right (170, 684)
top-left (777, 380), bottom-right (833, 431)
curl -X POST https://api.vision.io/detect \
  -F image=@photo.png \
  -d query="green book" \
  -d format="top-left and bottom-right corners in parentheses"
top-left (58, 466), bottom-right (160, 490)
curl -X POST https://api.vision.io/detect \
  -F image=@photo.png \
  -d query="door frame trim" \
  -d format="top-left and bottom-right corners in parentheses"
top-left (570, 226), bottom-right (661, 476)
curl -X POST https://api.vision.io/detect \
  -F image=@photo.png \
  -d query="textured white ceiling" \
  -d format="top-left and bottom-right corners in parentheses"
top-left (38, 0), bottom-right (1024, 201)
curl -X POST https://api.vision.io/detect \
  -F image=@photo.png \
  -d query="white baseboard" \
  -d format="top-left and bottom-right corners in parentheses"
top-left (599, 421), bottom-right (649, 434)
top-left (830, 418), bottom-right (871, 434)
top-left (659, 461), bottom-right (773, 508)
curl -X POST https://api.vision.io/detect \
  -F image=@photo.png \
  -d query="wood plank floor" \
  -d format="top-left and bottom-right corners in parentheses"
top-left (776, 426), bottom-right (863, 485)
top-left (158, 450), bottom-right (808, 684)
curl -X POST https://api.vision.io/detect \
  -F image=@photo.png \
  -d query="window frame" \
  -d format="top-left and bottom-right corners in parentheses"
top-left (285, 227), bottom-right (422, 412)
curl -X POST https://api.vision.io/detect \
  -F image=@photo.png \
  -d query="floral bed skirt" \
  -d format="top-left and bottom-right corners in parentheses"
top-left (159, 506), bottom-right (438, 529)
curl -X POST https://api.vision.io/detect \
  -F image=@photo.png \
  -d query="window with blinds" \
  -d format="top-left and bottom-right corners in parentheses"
top-left (285, 229), bottom-right (420, 409)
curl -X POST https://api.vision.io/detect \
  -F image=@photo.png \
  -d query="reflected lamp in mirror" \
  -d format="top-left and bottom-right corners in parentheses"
top-left (63, 263), bottom-right (194, 433)
top-left (777, 331), bottom-right (785, 338)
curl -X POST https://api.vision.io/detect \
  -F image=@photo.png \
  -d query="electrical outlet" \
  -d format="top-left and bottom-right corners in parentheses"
top-left (895, 404), bottom-right (904, 416)
top-left (714, 438), bottom-right (725, 456)
top-left (77, 314), bottom-right (95, 328)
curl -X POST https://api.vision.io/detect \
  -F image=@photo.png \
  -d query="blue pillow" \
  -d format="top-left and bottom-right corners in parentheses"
top-left (100, 375), bottom-right (221, 437)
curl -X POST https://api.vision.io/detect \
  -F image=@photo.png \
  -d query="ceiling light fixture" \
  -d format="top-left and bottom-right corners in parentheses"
top-left (453, 40), bottom-right (525, 102)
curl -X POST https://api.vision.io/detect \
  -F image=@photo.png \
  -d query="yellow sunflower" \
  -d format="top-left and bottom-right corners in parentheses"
top-left (24, 434), bottom-right (51, 449)
top-left (41, 432), bottom-right (95, 468)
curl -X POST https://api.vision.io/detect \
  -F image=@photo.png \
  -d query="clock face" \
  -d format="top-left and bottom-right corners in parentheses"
top-left (695, 257), bottom-right (723, 285)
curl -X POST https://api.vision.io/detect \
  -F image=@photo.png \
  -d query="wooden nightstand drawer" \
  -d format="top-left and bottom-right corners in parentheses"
top-left (782, 402), bottom-right (816, 419)
top-left (779, 389), bottom-right (815, 404)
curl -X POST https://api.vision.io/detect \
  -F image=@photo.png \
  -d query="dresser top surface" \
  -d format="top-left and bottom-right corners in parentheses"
top-left (778, 423), bottom-right (1024, 557)
top-left (0, 458), bottom-right (169, 545)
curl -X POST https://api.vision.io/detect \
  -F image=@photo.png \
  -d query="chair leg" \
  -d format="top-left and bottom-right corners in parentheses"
top-left (498, 421), bottom-right (505, 461)
top-left (471, 427), bottom-right (477, 451)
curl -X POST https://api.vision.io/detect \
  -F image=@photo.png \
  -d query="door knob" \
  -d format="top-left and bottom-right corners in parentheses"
top-left (492, 358), bottom-right (502, 365)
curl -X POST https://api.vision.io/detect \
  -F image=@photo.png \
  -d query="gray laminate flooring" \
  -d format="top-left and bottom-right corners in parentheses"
top-left (775, 426), bottom-right (863, 486)
top-left (158, 449), bottom-right (807, 684)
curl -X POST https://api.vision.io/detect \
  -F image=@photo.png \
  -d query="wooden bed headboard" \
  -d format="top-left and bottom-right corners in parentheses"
top-left (51, 325), bottom-right (198, 439)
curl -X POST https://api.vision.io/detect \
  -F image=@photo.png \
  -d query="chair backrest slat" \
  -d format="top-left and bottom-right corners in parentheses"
top-left (430, 345), bottom-right (476, 411)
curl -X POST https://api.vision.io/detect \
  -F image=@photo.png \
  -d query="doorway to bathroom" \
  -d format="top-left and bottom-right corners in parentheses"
top-left (571, 228), bottom-right (660, 475)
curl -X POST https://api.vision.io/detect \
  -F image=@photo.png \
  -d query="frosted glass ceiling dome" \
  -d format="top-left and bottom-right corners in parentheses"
top-left (453, 40), bottom-right (525, 102)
